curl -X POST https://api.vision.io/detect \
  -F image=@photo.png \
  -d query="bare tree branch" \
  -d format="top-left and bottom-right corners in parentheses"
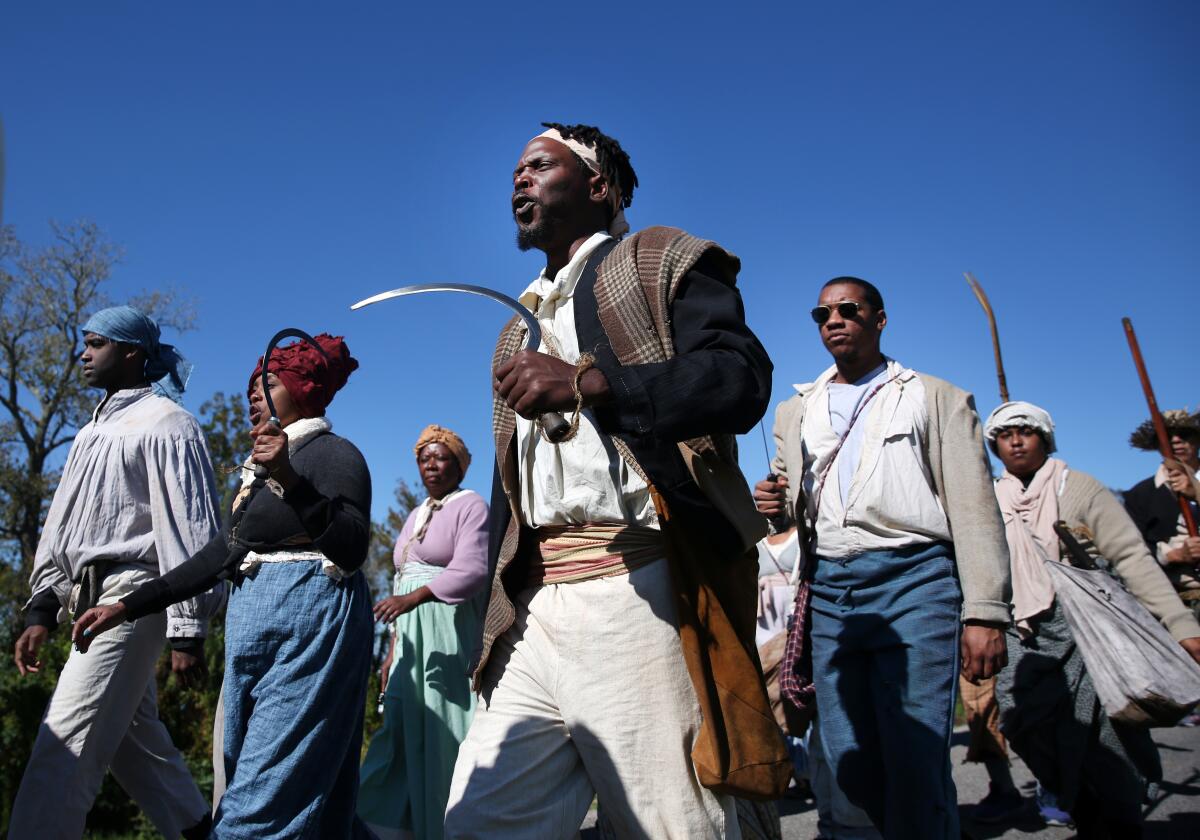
top-left (0, 221), bottom-right (197, 578)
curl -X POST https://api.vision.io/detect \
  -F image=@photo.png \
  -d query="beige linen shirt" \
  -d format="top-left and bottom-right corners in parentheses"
top-left (771, 364), bottom-right (1012, 624)
top-left (800, 360), bottom-right (952, 559)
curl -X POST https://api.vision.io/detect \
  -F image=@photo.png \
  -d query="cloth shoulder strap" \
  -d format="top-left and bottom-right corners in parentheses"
top-left (1057, 467), bottom-right (1071, 498)
top-left (594, 226), bottom-right (740, 460)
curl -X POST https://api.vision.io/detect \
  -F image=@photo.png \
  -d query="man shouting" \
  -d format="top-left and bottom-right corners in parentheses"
top-left (445, 124), bottom-right (788, 839)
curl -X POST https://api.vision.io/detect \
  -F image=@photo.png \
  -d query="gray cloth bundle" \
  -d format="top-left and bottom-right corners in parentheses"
top-left (1046, 560), bottom-right (1200, 726)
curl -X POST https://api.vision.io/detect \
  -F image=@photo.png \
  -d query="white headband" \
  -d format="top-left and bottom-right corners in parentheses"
top-left (984, 400), bottom-right (1057, 454)
top-left (536, 128), bottom-right (629, 239)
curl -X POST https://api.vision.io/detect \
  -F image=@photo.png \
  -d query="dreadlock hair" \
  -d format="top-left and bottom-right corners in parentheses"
top-left (823, 276), bottom-right (885, 312)
top-left (540, 122), bottom-right (639, 212)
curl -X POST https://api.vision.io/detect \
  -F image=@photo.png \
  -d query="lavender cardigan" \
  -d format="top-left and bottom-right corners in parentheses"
top-left (395, 490), bottom-right (489, 604)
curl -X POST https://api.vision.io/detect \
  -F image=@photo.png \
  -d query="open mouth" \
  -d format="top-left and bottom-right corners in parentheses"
top-left (512, 194), bottom-right (537, 221)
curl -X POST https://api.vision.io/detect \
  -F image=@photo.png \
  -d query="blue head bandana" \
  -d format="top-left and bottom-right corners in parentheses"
top-left (81, 305), bottom-right (193, 403)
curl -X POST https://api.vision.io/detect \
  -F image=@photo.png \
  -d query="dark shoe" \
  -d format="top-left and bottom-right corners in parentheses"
top-left (973, 785), bottom-right (1024, 824)
top-left (182, 812), bottom-right (212, 840)
top-left (785, 778), bottom-right (814, 800)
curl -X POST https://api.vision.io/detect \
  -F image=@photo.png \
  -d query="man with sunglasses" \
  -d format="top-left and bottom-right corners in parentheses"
top-left (754, 276), bottom-right (1012, 839)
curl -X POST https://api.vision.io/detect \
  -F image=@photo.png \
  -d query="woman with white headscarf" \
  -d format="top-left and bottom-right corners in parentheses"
top-left (358, 425), bottom-right (489, 840)
top-left (984, 401), bottom-right (1200, 837)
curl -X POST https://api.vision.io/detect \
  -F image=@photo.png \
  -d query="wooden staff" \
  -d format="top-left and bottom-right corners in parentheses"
top-left (1122, 317), bottom-right (1199, 536)
top-left (964, 272), bottom-right (1010, 403)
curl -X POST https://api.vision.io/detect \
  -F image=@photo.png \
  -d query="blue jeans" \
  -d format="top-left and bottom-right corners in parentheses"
top-left (810, 542), bottom-right (961, 840)
top-left (218, 562), bottom-right (374, 839)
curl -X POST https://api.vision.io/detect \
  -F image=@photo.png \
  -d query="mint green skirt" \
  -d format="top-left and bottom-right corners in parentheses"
top-left (358, 566), bottom-right (480, 840)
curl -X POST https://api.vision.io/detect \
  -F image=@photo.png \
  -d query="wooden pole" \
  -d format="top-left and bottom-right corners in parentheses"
top-left (1122, 317), bottom-right (1199, 536)
top-left (964, 272), bottom-right (1010, 403)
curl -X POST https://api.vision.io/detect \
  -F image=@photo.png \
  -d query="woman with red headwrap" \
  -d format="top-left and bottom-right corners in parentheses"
top-left (73, 334), bottom-right (376, 839)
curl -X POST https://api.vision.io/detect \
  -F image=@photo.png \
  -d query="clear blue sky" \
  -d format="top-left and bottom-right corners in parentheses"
top-left (3, 3), bottom-right (1197, 518)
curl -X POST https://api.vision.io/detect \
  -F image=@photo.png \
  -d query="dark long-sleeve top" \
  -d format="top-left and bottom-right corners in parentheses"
top-left (589, 250), bottom-right (773, 443)
top-left (1124, 473), bottom-right (1191, 551)
top-left (122, 431), bottom-right (371, 621)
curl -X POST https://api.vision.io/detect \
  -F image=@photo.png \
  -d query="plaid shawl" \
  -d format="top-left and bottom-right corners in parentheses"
top-left (479, 226), bottom-right (791, 799)
top-left (479, 226), bottom-right (734, 678)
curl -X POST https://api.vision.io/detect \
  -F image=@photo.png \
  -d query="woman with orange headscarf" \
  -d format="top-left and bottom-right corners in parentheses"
top-left (74, 334), bottom-right (375, 839)
top-left (358, 424), bottom-right (489, 840)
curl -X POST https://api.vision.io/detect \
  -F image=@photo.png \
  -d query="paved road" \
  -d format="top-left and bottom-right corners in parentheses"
top-left (580, 725), bottom-right (1199, 838)
top-left (779, 724), bottom-right (1200, 839)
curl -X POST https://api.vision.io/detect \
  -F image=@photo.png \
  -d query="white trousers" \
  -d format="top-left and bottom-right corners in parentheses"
top-left (444, 558), bottom-right (738, 840)
top-left (9, 566), bottom-right (208, 840)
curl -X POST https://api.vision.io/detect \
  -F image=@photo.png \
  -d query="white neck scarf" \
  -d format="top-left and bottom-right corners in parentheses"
top-left (995, 457), bottom-right (1069, 633)
top-left (235, 416), bottom-right (333, 502)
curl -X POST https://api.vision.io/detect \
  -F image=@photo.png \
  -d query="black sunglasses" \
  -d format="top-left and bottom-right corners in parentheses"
top-left (811, 300), bottom-right (864, 325)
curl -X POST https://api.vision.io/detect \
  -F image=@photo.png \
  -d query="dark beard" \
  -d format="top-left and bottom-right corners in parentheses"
top-left (516, 214), bottom-right (557, 252)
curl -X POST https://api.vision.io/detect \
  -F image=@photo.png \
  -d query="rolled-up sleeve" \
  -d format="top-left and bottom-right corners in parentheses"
top-left (146, 433), bottom-right (225, 639)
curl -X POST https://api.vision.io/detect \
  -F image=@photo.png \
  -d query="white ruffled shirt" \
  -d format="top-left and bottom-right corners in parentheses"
top-left (514, 231), bottom-right (657, 529)
top-left (27, 387), bottom-right (223, 638)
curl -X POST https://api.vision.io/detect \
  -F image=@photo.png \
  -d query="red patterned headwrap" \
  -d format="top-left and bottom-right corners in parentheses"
top-left (247, 333), bottom-right (358, 418)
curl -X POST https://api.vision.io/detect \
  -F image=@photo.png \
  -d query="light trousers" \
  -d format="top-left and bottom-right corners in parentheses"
top-left (444, 558), bottom-right (738, 840)
top-left (9, 565), bottom-right (208, 840)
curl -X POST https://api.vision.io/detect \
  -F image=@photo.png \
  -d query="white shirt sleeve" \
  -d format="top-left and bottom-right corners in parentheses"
top-left (145, 431), bottom-right (225, 638)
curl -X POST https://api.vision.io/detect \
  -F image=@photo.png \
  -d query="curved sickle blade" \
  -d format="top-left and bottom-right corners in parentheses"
top-left (350, 283), bottom-right (577, 442)
top-left (350, 283), bottom-right (540, 350)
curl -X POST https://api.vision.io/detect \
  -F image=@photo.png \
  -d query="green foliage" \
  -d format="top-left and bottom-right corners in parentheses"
top-left (198, 391), bottom-right (250, 525)
top-left (365, 478), bottom-right (421, 598)
top-left (0, 620), bottom-right (70, 830)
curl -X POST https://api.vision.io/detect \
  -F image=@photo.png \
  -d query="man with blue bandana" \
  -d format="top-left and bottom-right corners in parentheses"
top-left (10, 305), bottom-right (221, 839)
